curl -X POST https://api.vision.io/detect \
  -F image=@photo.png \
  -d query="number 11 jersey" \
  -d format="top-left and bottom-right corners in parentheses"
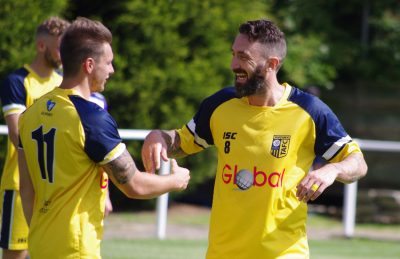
top-left (18, 87), bottom-right (125, 258)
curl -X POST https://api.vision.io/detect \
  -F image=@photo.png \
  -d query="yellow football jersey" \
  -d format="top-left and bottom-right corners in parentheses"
top-left (19, 87), bottom-right (125, 258)
top-left (178, 84), bottom-right (362, 259)
top-left (0, 64), bottom-right (62, 190)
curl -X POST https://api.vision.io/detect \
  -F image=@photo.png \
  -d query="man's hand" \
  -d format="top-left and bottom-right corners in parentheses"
top-left (142, 130), bottom-right (169, 173)
top-left (169, 159), bottom-right (190, 191)
top-left (296, 163), bottom-right (339, 203)
top-left (103, 147), bottom-right (190, 199)
top-left (296, 153), bottom-right (367, 202)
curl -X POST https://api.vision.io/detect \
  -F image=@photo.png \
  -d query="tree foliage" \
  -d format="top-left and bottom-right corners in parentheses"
top-left (273, 0), bottom-right (400, 89)
top-left (0, 0), bottom-right (68, 79)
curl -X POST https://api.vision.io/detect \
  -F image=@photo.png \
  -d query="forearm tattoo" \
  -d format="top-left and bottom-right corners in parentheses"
top-left (161, 130), bottom-right (187, 158)
top-left (103, 149), bottom-right (136, 184)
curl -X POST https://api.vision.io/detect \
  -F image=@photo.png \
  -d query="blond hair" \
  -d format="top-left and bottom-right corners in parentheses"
top-left (36, 16), bottom-right (70, 37)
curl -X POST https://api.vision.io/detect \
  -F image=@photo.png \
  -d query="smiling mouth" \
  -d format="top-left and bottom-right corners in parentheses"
top-left (235, 73), bottom-right (248, 84)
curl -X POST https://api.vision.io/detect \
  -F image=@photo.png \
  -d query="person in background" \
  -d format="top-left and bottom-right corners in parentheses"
top-left (18, 17), bottom-right (190, 258)
top-left (141, 19), bottom-right (367, 258)
top-left (0, 16), bottom-right (70, 259)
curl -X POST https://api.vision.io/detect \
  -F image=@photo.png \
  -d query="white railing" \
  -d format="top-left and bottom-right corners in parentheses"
top-left (1, 125), bottom-right (400, 239)
top-left (344, 139), bottom-right (400, 237)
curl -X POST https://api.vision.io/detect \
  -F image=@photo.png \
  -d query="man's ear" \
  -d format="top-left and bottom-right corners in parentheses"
top-left (266, 57), bottom-right (280, 71)
top-left (36, 38), bottom-right (46, 53)
top-left (83, 58), bottom-right (95, 74)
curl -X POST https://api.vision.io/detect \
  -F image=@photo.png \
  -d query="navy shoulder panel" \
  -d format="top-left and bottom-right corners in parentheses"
top-left (0, 67), bottom-right (29, 106)
top-left (193, 86), bottom-right (237, 146)
top-left (288, 87), bottom-right (328, 119)
top-left (288, 87), bottom-right (348, 157)
top-left (69, 95), bottom-right (122, 163)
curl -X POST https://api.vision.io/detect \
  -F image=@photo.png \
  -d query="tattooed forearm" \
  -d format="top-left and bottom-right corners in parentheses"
top-left (103, 149), bottom-right (136, 184)
top-left (161, 130), bottom-right (187, 158)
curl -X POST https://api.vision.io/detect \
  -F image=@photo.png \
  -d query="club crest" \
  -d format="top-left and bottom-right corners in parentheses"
top-left (46, 99), bottom-right (56, 111)
top-left (270, 135), bottom-right (290, 158)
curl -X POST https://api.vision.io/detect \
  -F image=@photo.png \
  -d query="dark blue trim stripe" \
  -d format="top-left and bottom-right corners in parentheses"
top-left (327, 139), bottom-right (352, 161)
top-left (184, 124), bottom-right (205, 149)
top-left (0, 190), bottom-right (14, 249)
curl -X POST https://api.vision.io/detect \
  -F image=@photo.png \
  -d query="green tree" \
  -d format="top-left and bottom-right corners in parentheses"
top-left (0, 0), bottom-right (68, 79)
top-left (273, 0), bottom-right (400, 89)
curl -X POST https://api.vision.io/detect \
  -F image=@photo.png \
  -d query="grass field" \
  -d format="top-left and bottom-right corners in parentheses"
top-left (3, 204), bottom-right (399, 258)
top-left (99, 204), bottom-right (400, 259)
top-left (101, 237), bottom-right (400, 259)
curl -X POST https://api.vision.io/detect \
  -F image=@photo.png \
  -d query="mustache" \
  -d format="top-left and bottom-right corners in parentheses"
top-left (233, 68), bottom-right (247, 74)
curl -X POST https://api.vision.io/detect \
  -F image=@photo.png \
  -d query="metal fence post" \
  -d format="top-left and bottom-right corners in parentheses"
top-left (343, 181), bottom-right (358, 238)
top-left (155, 159), bottom-right (171, 239)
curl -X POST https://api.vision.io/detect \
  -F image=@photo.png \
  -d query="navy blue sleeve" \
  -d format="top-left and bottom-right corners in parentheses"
top-left (0, 68), bottom-right (28, 107)
top-left (70, 95), bottom-right (122, 163)
top-left (189, 87), bottom-right (237, 147)
top-left (288, 87), bottom-right (351, 159)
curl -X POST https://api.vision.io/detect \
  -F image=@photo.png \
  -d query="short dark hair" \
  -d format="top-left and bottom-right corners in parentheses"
top-left (239, 19), bottom-right (287, 63)
top-left (60, 17), bottom-right (112, 77)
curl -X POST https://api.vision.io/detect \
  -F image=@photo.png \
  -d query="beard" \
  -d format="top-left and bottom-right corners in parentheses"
top-left (89, 76), bottom-right (105, 93)
top-left (234, 66), bottom-right (266, 98)
top-left (44, 48), bottom-right (61, 69)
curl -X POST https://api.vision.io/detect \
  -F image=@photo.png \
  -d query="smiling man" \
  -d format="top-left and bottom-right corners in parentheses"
top-left (141, 19), bottom-right (367, 258)
top-left (17, 17), bottom-right (190, 258)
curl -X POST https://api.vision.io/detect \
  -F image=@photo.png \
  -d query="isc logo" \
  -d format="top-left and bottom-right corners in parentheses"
top-left (222, 132), bottom-right (237, 153)
top-left (223, 132), bottom-right (237, 139)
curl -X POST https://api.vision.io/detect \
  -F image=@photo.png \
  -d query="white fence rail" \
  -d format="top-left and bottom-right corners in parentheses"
top-left (1, 125), bottom-right (400, 239)
top-left (344, 139), bottom-right (400, 237)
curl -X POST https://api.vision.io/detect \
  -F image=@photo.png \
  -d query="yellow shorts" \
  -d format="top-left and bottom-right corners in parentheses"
top-left (0, 190), bottom-right (29, 250)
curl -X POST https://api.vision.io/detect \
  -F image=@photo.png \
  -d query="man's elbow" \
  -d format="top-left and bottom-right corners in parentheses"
top-left (347, 155), bottom-right (368, 184)
top-left (359, 158), bottom-right (368, 179)
top-left (119, 184), bottom-right (154, 200)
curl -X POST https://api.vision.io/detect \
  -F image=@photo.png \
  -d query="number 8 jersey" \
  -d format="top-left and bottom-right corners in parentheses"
top-left (18, 87), bottom-right (125, 258)
top-left (177, 84), bottom-right (363, 259)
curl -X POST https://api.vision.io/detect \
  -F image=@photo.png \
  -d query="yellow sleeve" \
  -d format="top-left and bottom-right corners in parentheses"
top-left (99, 143), bottom-right (126, 165)
top-left (329, 141), bottom-right (362, 163)
top-left (177, 125), bottom-right (204, 155)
